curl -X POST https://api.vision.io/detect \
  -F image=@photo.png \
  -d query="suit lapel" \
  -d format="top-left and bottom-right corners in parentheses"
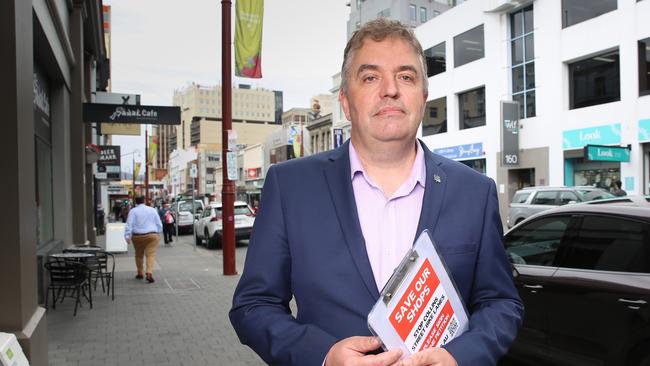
top-left (324, 142), bottom-right (380, 300)
top-left (415, 140), bottom-right (447, 241)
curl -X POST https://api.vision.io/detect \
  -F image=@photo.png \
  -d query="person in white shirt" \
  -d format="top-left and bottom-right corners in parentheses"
top-left (125, 196), bottom-right (163, 283)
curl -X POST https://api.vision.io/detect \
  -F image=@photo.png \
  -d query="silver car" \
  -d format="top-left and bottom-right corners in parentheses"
top-left (194, 201), bottom-right (255, 249)
top-left (506, 186), bottom-right (614, 228)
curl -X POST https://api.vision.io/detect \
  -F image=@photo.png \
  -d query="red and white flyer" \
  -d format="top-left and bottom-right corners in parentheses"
top-left (367, 230), bottom-right (468, 356)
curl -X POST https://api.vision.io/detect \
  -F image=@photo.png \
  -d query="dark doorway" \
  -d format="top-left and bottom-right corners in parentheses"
top-left (507, 168), bottom-right (535, 203)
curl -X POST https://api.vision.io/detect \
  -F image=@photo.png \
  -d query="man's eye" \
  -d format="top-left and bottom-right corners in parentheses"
top-left (363, 75), bottom-right (377, 82)
top-left (399, 74), bottom-right (414, 82)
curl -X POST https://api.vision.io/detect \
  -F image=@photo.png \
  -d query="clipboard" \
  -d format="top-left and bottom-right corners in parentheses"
top-left (367, 230), bottom-right (469, 356)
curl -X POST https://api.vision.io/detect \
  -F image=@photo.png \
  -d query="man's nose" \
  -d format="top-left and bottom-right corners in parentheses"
top-left (380, 76), bottom-right (399, 98)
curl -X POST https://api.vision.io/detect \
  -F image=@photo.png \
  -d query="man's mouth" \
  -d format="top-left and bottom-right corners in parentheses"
top-left (375, 106), bottom-right (405, 116)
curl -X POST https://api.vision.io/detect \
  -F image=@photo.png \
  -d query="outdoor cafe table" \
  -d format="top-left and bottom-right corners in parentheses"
top-left (49, 252), bottom-right (94, 260)
top-left (63, 246), bottom-right (103, 253)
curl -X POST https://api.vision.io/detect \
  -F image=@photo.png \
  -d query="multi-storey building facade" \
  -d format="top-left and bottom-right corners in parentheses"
top-left (160, 83), bottom-right (282, 197)
top-left (347, 0), bottom-right (462, 39)
top-left (415, 0), bottom-right (650, 221)
top-left (1, 1), bottom-right (109, 364)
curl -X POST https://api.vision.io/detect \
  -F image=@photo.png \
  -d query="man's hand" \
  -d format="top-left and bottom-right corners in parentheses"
top-left (325, 337), bottom-right (402, 366)
top-left (396, 347), bottom-right (456, 366)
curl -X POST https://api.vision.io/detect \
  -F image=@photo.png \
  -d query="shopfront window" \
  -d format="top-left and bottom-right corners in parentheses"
top-left (422, 97), bottom-right (447, 136)
top-left (569, 49), bottom-right (620, 109)
top-left (33, 63), bottom-right (54, 245)
top-left (458, 87), bottom-right (486, 129)
top-left (460, 159), bottom-right (486, 174)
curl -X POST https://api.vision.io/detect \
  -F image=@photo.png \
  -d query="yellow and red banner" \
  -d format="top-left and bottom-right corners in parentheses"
top-left (148, 136), bottom-right (158, 163)
top-left (235, 0), bottom-right (264, 78)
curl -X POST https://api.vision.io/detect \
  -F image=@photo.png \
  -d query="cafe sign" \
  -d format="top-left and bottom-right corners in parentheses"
top-left (83, 103), bottom-right (181, 125)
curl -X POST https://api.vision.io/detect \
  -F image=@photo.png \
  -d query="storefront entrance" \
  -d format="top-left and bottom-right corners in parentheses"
top-left (566, 158), bottom-right (620, 190)
top-left (507, 168), bottom-right (535, 203)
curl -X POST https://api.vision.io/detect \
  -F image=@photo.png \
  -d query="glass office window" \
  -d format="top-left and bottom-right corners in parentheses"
top-left (562, 0), bottom-right (617, 28)
top-left (511, 6), bottom-right (536, 118)
top-left (458, 87), bottom-right (485, 129)
top-left (454, 25), bottom-right (484, 67)
top-left (420, 7), bottom-right (427, 23)
top-left (409, 4), bottom-right (417, 21)
top-left (422, 97), bottom-right (447, 136)
top-left (639, 37), bottom-right (650, 96)
top-left (569, 49), bottom-right (620, 109)
top-left (424, 42), bottom-right (446, 77)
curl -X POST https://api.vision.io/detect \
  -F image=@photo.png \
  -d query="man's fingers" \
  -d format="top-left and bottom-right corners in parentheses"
top-left (362, 348), bottom-right (403, 366)
top-left (345, 336), bottom-right (382, 353)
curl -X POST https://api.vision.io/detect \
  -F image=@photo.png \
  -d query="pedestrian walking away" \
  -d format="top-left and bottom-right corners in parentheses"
top-left (124, 196), bottom-right (163, 283)
top-left (162, 202), bottom-right (175, 245)
top-left (230, 19), bottom-right (523, 366)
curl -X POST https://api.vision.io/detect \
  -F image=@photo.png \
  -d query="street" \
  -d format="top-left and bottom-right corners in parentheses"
top-left (47, 234), bottom-right (265, 366)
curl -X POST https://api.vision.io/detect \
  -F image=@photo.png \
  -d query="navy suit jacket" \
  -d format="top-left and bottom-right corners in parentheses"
top-left (230, 140), bottom-right (523, 365)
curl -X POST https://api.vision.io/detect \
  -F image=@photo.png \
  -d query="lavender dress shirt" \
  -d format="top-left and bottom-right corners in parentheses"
top-left (349, 142), bottom-right (426, 291)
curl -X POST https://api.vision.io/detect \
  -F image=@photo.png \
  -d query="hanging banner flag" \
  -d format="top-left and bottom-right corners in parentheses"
top-left (134, 162), bottom-right (142, 182)
top-left (148, 136), bottom-right (159, 163)
top-left (235, 0), bottom-right (264, 78)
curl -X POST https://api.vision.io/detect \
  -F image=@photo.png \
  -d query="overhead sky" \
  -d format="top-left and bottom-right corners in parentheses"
top-left (106, 0), bottom-right (350, 170)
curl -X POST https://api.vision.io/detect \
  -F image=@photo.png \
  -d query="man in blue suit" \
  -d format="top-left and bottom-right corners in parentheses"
top-left (230, 18), bottom-right (523, 366)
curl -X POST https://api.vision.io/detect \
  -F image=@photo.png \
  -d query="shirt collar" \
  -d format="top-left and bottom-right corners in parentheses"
top-left (349, 141), bottom-right (426, 190)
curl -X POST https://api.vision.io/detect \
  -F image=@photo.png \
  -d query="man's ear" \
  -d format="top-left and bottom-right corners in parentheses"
top-left (339, 89), bottom-right (352, 121)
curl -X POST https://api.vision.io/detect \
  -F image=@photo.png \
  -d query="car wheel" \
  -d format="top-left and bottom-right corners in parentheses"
top-left (194, 230), bottom-right (202, 246)
top-left (207, 231), bottom-right (222, 250)
top-left (515, 218), bottom-right (524, 225)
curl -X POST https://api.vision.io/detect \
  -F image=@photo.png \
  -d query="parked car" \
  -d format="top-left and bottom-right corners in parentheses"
top-left (506, 186), bottom-right (615, 228)
top-left (193, 201), bottom-right (255, 249)
top-left (172, 199), bottom-right (204, 233)
top-left (503, 204), bottom-right (650, 366)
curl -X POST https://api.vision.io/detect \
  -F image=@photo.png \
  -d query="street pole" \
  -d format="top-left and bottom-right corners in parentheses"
top-left (132, 155), bottom-right (135, 204)
top-left (221, 0), bottom-right (236, 275)
top-left (192, 174), bottom-right (196, 252)
top-left (145, 126), bottom-right (149, 205)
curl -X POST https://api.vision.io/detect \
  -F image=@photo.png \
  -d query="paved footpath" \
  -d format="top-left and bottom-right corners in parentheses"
top-left (47, 234), bottom-right (265, 366)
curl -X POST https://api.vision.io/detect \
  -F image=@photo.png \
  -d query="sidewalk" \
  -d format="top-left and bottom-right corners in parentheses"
top-left (47, 235), bottom-right (264, 366)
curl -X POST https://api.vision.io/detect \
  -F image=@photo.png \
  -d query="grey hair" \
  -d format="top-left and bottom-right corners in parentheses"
top-left (341, 18), bottom-right (428, 95)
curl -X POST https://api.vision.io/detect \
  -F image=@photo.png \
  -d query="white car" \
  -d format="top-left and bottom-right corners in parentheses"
top-left (194, 201), bottom-right (255, 249)
top-left (172, 199), bottom-right (204, 233)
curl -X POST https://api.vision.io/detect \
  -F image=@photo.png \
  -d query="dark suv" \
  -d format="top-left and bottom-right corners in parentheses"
top-left (503, 204), bottom-right (650, 366)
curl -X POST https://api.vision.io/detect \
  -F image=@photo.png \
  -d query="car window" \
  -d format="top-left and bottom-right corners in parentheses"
top-left (215, 205), bottom-right (252, 216)
top-left (202, 209), bottom-right (211, 218)
top-left (178, 201), bottom-right (202, 213)
top-left (558, 215), bottom-right (647, 273)
top-left (531, 191), bottom-right (557, 205)
top-left (578, 189), bottom-right (615, 201)
top-left (559, 191), bottom-right (579, 205)
top-left (512, 192), bottom-right (531, 204)
top-left (504, 215), bottom-right (571, 266)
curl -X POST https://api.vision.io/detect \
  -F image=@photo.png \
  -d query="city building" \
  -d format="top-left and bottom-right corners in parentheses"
top-left (157, 83), bottom-right (283, 198)
top-left (347, 0), bottom-right (462, 39)
top-left (307, 114), bottom-right (335, 154)
top-left (1, 0), bottom-right (109, 364)
top-left (415, 0), bottom-right (650, 221)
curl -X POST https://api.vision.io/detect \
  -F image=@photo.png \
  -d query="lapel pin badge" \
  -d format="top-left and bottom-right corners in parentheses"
top-left (433, 174), bottom-right (441, 183)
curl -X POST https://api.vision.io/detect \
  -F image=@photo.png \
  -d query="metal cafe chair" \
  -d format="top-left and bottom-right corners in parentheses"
top-left (44, 260), bottom-right (93, 316)
top-left (94, 251), bottom-right (115, 300)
